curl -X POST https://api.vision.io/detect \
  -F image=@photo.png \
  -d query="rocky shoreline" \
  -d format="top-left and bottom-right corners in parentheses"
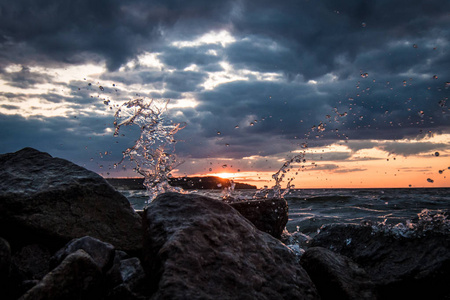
top-left (1, 148), bottom-right (449, 299)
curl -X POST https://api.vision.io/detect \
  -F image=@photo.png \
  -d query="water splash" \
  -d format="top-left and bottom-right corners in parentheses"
top-left (253, 154), bottom-right (303, 199)
top-left (368, 209), bottom-right (449, 238)
top-left (114, 98), bottom-right (186, 203)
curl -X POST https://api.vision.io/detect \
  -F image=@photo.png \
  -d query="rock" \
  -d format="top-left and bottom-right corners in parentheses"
top-left (51, 236), bottom-right (115, 273)
top-left (0, 237), bottom-right (11, 289)
top-left (229, 198), bottom-right (288, 239)
top-left (310, 224), bottom-right (450, 299)
top-left (116, 258), bottom-right (146, 291)
top-left (19, 249), bottom-right (104, 300)
top-left (106, 257), bottom-right (147, 299)
top-left (0, 147), bottom-right (142, 254)
top-left (143, 192), bottom-right (319, 300)
top-left (11, 244), bottom-right (51, 280)
top-left (300, 247), bottom-right (377, 300)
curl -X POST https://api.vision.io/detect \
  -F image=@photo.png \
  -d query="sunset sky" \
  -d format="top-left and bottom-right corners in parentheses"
top-left (0, 0), bottom-right (449, 189)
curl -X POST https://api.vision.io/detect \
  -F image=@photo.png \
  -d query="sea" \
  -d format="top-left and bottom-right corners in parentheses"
top-left (118, 187), bottom-right (450, 239)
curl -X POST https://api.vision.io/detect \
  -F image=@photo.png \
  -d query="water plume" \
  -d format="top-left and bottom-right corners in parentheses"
top-left (114, 98), bottom-right (186, 203)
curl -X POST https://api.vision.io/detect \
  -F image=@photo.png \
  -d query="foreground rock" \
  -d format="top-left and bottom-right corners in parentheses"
top-left (143, 192), bottom-right (319, 300)
top-left (19, 249), bottom-right (104, 300)
top-left (229, 198), bottom-right (288, 239)
top-left (0, 147), bottom-right (142, 254)
top-left (310, 223), bottom-right (450, 299)
top-left (300, 247), bottom-right (377, 300)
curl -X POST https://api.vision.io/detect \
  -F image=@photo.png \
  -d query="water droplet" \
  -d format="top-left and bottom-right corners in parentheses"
top-left (250, 122), bottom-right (254, 126)
top-left (217, 183), bottom-right (222, 188)
top-left (222, 164), bottom-right (227, 168)
top-left (435, 152), bottom-right (440, 156)
top-left (225, 143), bottom-right (230, 147)
top-left (99, 86), bottom-right (104, 91)
top-left (427, 178), bottom-right (434, 183)
top-left (237, 169), bottom-right (240, 172)
top-left (439, 170), bottom-right (444, 174)
top-left (433, 75), bottom-right (438, 79)
top-left (360, 72), bottom-right (369, 78)
top-left (361, 22), bottom-right (367, 27)
top-left (413, 44), bottom-right (418, 48)
top-left (88, 83), bottom-right (92, 86)
top-left (209, 168), bottom-right (212, 171)
top-left (418, 111), bottom-right (424, 118)
top-left (234, 125), bottom-right (239, 129)
top-left (217, 131), bottom-right (221, 135)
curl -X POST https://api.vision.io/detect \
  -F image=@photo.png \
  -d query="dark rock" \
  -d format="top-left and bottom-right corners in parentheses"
top-left (51, 236), bottom-right (115, 273)
top-left (116, 258), bottom-right (146, 291)
top-left (0, 147), bottom-right (142, 254)
top-left (143, 192), bottom-right (319, 300)
top-left (19, 249), bottom-right (104, 300)
top-left (11, 244), bottom-right (51, 280)
top-left (107, 257), bottom-right (147, 299)
top-left (107, 284), bottom-right (147, 300)
top-left (310, 224), bottom-right (450, 299)
top-left (229, 198), bottom-right (288, 239)
top-left (300, 247), bottom-right (377, 300)
top-left (0, 237), bottom-right (11, 289)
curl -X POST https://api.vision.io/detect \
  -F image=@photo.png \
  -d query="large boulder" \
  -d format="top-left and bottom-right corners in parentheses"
top-left (0, 147), bottom-right (142, 254)
top-left (310, 223), bottom-right (450, 299)
top-left (143, 192), bottom-right (319, 300)
top-left (300, 247), bottom-right (377, 300)
top-left (229, 198), bottom-right (288, 239)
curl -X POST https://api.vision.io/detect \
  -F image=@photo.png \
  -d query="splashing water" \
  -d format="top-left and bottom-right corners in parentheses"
top-left (114, 98), bottom-right (186, 203)
top-left (253, 154), bottom-right (304, 199)
top-left (368, 209), bottom-right (450, 238)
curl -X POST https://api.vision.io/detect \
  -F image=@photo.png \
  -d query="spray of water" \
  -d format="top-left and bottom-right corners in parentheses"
top-left (114, 98), bottom-right (186, 202)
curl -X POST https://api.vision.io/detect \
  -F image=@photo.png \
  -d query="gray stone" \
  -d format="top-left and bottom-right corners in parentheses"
top-left (143, 192), bottom-right (319, 300)
top-left (229, 198), bottom-right (288, 239)
top-left (310, 223), bottom-right (450, 299)
top-left (52, 236), bottom-right (115, 273)
top-left (300, 247), bottom-right (377, 300)
top-left (0, 147), bottom-right (142, 254)
top-left (19, 249), bottom-right (104, 300)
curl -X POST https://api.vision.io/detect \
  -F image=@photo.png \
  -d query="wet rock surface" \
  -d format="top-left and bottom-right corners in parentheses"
top-left (300, 246), bottom-right (377, 300)
top-left (310, 223), bottom-right (450, 299)
top-left (143, 192), bottom-right (319, 300)
top-left (0, 147), bottom-right (142, 254)
top-left (229, 198), bottom-right (288, 239)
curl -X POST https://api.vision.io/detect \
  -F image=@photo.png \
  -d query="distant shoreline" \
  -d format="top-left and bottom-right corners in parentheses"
top-left (105, 177), bottom-right (449, 191)
top-left (106, 176), bottom-right (257, 190)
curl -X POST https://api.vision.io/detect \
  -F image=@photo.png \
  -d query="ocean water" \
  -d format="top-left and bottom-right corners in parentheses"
top-left (119, 187), bottom-right (450, 237)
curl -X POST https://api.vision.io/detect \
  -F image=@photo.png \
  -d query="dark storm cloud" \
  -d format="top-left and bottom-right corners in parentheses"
top-left (0, 0), bottom-right (234, 70)
top-left (377, 141), bottom-right (450, 156)
top-left (229, 0), bottom-right (449, 79)
top-left (0, 66), bottom-right (53, 88)
top-left (0, 112), bottom-right (139, 172)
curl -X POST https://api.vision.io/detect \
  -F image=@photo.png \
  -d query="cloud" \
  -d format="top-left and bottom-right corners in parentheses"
top-left (376, 141), bottom-right (450, 156)
top-left (0, 0), bottom-right (448, 182)
top-left (0, 66), bottom-right (53, 88)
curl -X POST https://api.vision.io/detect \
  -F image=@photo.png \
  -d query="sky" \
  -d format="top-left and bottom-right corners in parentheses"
top-left (0, 0), bottom-right (449, 189)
